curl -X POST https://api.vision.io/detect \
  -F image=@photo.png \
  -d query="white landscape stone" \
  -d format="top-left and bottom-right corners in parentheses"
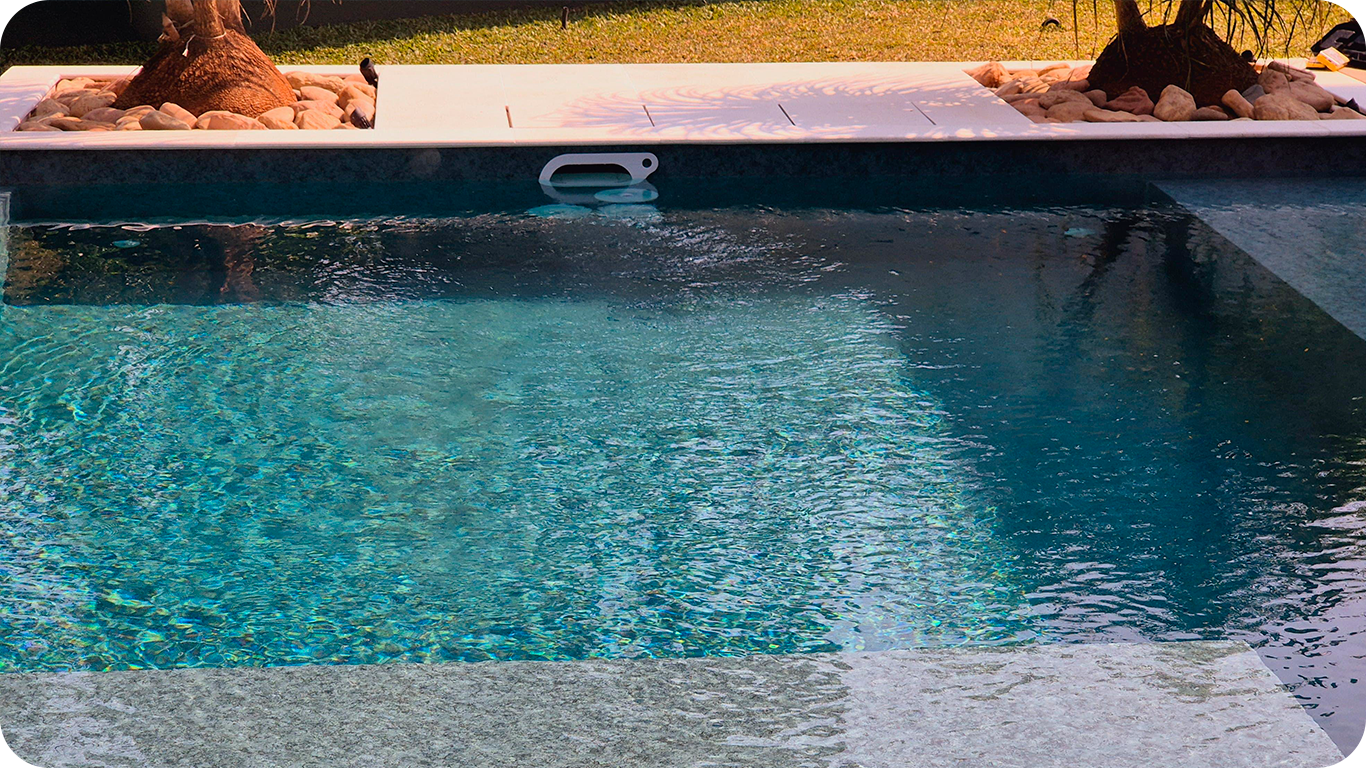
top-left (139, 110), bottom-right (193, 130)
top-left (159, 102), bottom-right (198, 125)
top-left (66, 91), bottom-right (116, 117)
top-left (15, 120), bottom-right (61, 131)
top-left (257, 106), bottom-right (299, 130)
top-left (292, 99), bottom-right (345, 120)
top-left (1037, 89), bottom-right (1090, 110)
top-left (1222, 89), bottom-right (1255, 118)
top-left (1253, 92), bottom-right (1320, 121)
top-left (1153, 85), bottom-right (1197, 122)
top-left (1045, 100), bottom-right (1093, 122)
top-left (31, 98), bottom-right (66, 118)
top-left (1326, 106), bottom-right (1366, 119)
top-left (966, 61), bottom-right (1009, 88)
top-left (299, 85), bottom-right (339, 105)
top-left (17, 73), bottom-right (382, 133)
top-left (1084, 107), bottom-right (1144, 122)
top-left (345, 96), bottom-right (376, 127)
top-left (1192, 106), bottom-right (1231, 121)
top-left (1282, 81), bottom-right (1335, 112)
top-left (336, 83), bottom-right (376, 110)
top-left (285, 70), bottom-right (337, 91)
top-left (194, 111), bottom-right (267, 130)
top-left (1259, 67), bottom-right (1290, 93)
top-left (296, 109), bottom-right (342, 129)
top-left (82, 106), bottom-right (126, 123)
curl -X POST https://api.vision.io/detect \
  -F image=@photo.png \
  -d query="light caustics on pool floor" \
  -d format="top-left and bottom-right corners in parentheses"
top-left (0, 204), bottom-right (1364, 752)
top-left (0, 290), bottom-right (1022, 669)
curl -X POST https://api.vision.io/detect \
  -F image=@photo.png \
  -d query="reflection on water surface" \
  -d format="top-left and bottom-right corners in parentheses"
top-left (1, 204), bottom-right (1364, 750)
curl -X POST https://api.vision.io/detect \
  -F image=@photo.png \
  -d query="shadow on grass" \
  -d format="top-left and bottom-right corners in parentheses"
top-left (0, 0), bottom-right (732, 70)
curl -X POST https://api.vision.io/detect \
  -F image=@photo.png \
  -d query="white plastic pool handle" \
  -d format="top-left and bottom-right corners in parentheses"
top-left (538, 153), bottom-right (659, 187)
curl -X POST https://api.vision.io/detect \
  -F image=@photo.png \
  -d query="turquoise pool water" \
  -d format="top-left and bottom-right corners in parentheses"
top-left (1, 203), bottom-right (1364, 747)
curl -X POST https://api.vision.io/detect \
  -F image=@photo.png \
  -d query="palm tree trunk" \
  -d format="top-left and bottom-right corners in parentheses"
top-left (194, 0), bottom-right (225, 37)
top-left (1114, 0), bottom-right (1147, 33)
top-left (1173, 0), bottom-right (1214, 28)
top-left (1094, 0), bottom-right (1258, 105)
top-left (114, 0), bottom-right (295, 117)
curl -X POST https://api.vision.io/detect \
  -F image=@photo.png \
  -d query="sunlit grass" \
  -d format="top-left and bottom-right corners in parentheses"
top-left (1, 0), bottom-right (1347, 71)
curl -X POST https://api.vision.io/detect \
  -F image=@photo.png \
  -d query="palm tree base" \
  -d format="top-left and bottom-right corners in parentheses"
top-left (114, 29), bottom-right (294, 117)
top-left (1089, 22), bottom-right (1258, 106)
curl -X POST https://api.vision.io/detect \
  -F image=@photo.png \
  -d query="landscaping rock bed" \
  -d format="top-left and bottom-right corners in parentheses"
top-left (15, 71), bottom-right (377, 132)
top-left (967, 60), bottom-right (1366, 124)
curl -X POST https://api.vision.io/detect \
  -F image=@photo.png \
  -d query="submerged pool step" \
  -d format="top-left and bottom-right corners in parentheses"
top-left (1158, 179), bottom-right (1366, 343)
top-left (0, 642), bottom-right (1340, 768)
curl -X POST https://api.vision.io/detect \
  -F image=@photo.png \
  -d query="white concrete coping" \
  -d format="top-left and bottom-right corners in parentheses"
top-left (1, 60), bottom-right (1364, 150)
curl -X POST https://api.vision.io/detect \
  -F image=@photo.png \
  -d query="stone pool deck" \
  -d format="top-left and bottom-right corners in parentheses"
top-left (0, 642), bottom-right (1345, 768)
top-left (0, 61), bottom-right (1365, 187)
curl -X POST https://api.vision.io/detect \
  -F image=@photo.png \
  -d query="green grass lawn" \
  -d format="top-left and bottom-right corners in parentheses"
top-left (0, 0), bottom-right (1347, 71)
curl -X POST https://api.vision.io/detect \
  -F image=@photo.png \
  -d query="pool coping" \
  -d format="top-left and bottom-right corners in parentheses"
top-left (2, 60), bottom-right (1365, 152)
top-left (4, 61), bottom-right (1366, 190)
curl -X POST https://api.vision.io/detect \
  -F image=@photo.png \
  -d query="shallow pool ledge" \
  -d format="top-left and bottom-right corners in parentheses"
top-left (0, 641), bottom-right (1342, 768)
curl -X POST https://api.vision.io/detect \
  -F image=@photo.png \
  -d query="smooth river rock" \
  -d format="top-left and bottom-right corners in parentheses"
top-left (194, 111), bottom-right (267, 130)
top-left (299, 85), bottom-right (339, 105)
top-left (1282, 81), bottom-right (1336, 112)
top-left (966, 60), bottom-right (1010, 88)
top-left (1046, 100), bottom-right (1094, 122)
top-left (1083, 107), bottom-right (1144, 122)
top-left (1038, 89), bottom-right (1090, 109)
top-left (158, 102), bottom-right (197, 125)
top-left (1105, 86), bottom-right (1154, 116)
top-left (296, 109), bottom-right (342, 129)
top-left (139, 110), bottom-right (193, 130)
top-left (1253, 92), bottom-right (1320, 121)
top-left (81, 106), bottom-right (126, 123)
top-left (1326, 106), bottom-right (1366, 119)
top-left (66, 91), bottom-right (117, 117)
top-left (1222, 89), bottom-right (1256, 118)
top-left (15, 120), bottom-right (62, 131)
top-left (257, 106), bottom-right (300, 130)
top-left (1153, 84), bottom-right (1197, 121)
top-left (1192, 106), bottom-right (1231, 121)
top-left (31, 98), bottom-right (66, 118)
top-left (292, 99), bottom-right (345, 120)
top-left (345, 96), bottom-right (376, 128)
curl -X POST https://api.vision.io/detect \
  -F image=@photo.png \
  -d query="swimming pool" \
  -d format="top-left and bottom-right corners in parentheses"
top-left (1, 192), bottom-right (1363, 752)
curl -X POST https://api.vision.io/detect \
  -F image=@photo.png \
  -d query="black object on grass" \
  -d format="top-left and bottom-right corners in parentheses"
top-left (1312, 20), bottom-right (1366, 66)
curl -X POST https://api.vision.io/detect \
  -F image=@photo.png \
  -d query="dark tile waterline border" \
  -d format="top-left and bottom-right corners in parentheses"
top-left (1, 137), bottom-right (1362, 222)
top-left (0, 642), bottom-right (1345, 768)
top-left (1, 136), bottom-right (1362, 185)
top-left (3, 175), bottom-right (1161, 225)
